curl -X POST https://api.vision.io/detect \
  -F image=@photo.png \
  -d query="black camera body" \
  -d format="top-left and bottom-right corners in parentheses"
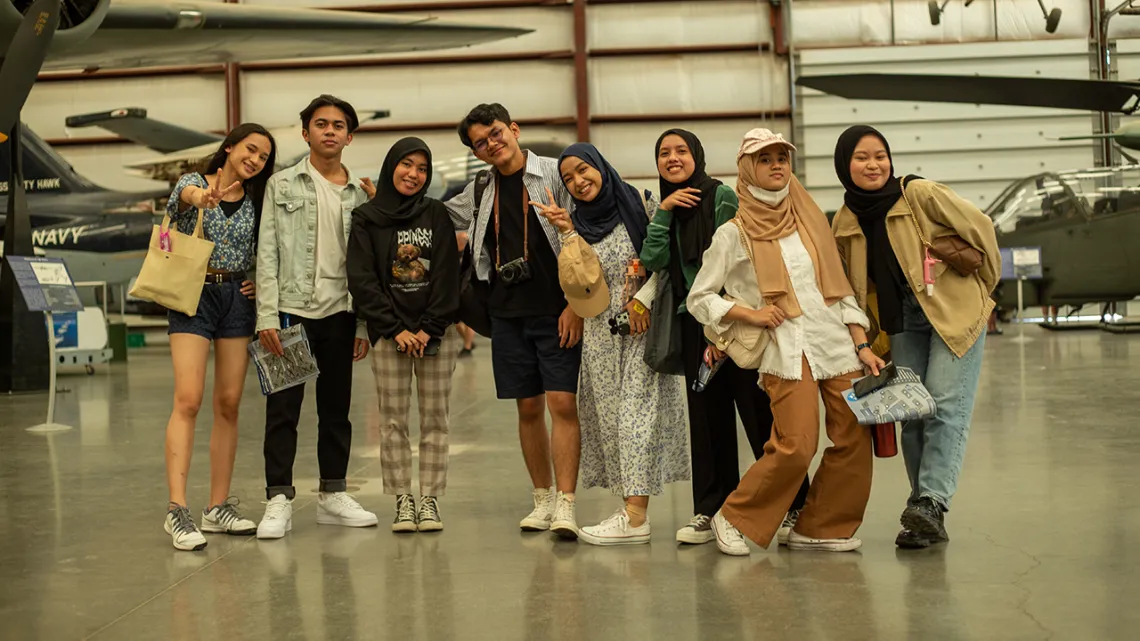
top-left (497, 257), bottom-right (532, 287)
top-left (608, 311), bottom-right (631, 336)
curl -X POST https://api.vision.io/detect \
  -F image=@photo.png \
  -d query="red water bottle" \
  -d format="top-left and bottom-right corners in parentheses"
top-left (873, 422), bottom-right (898, 458)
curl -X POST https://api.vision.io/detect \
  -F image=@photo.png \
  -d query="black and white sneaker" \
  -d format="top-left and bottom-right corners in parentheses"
top-left (165, 504), bottom-right (207, 551)
top-left (777, 509), bottom-right (801, 546)
top-left (676, 514), bottom-right (715, 545)
top-left (418, 496), bottom-right (443, 532)
top-left (202, 497), bottom-right (257, 535)
top-left (392, 494), bottom-right (417, 533)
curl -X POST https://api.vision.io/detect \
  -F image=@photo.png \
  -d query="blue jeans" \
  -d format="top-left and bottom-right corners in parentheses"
top-left (889, 294), bottom-right (986, 512)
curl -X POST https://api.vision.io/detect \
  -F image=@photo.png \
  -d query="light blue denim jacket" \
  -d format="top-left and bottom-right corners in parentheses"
top-left (255, 157), bottom-right (370, 332)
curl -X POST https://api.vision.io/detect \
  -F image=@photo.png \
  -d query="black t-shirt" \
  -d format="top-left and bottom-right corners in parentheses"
top-left (483, 169), bottom-right (565, 318)
top-left (389, 220), bottom-right (435, 333)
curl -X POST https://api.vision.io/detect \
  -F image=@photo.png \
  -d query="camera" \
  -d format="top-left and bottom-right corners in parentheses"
top-left (497, 257), bottom-right (532, 286)
top-left (608, 311), bottom-right (631, 336)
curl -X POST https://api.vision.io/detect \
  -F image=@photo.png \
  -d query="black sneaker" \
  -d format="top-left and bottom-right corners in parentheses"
top-left (418, 496), bottom-right (443, 532)
top-left (895, 528), bottom-right (931, 549)
top-left (901, 498), bottom-right (949, 542)
top-left (392, 494), bottom-right (417, 533)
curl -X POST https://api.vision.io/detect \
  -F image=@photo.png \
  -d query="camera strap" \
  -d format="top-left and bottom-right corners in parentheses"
top-left (494, 174), bottom-right (530, 269)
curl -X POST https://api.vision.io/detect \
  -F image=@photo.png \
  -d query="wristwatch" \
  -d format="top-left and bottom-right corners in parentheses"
top-left (855, 342), bottom-right (872, 353)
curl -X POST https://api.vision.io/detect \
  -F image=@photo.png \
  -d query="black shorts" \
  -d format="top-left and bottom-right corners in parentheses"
top-left (168, 280), bottom-right (255, 340)
top-left (490, 315), bottom-right (581, 399)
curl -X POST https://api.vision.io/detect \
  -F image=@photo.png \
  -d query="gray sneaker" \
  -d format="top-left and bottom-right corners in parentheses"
top-left (676, 514), bottom-right (715, 545)
top-left (777, 509), bottom-right (801, 546)
top-left (202, 497), bottom-right (257, 535)
top-left (165, 504), bottom-right (207, 551)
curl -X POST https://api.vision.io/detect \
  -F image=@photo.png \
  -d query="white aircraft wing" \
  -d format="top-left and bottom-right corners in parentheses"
top-left (41, 0), bottom-right (529, 71)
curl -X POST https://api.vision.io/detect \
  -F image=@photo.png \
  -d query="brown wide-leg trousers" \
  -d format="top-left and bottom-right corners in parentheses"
top-left (720, 356), bottom-right (873, 548)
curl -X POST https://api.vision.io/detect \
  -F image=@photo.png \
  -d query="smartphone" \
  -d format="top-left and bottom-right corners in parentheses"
top-left (423, 337), bottom-right (442, 356)
top-left (853, 362), bottom-right (897, 398)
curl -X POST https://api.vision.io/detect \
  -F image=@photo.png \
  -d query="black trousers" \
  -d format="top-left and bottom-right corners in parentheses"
top-left (681, 313), bottom-right (810, 517)
top-left (265, 311), bottom-right (357, 499)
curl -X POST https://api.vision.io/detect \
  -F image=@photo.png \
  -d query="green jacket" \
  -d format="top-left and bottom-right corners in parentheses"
top-left (639, 184), bottom-right (739, 312)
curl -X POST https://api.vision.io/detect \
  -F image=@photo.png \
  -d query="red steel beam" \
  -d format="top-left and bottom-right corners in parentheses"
top-left (573, 0), bottom-right (589, 141)
top-left (590, 43), bottom-right (769, 57)
top-left (243, 50), bottom-right (572, 73)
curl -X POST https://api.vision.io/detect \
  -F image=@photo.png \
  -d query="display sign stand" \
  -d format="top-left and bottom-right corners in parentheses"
top-left (1008, 247), bottom-right (1043, 345)
top-left (4, 256), bottom-right (85, 433)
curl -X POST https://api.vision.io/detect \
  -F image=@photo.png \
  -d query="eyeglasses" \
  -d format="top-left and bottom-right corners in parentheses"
top-left (472, 126), bottom-right (506, 154)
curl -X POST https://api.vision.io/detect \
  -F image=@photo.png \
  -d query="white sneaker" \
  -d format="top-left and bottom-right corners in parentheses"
top-left (580, 509), bottom-right (651, 546)
top-left (676, 514), bottom-right (715, 545)
top-left (711, 510), bottom-right (749, 557)
top-left (201, 497), bottom-right (257, 535)
top-left (777, 509), bottom-right (801, 546)
top-left (317, 492), bottom-right (378, 528)
top-left (550, 492), bottom-right (579, 540)
top-left (257, 495), bottom-right (293, 540)
top-left (787, 530), bottom-right (862, 552)
top-left (165, 504), bottom-right (207, 551)
top-left (520, 487), bottom-right (555, 531)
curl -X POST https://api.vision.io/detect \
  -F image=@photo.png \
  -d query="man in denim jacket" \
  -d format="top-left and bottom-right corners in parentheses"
top-left (254, 95), bottom-right (378, 539)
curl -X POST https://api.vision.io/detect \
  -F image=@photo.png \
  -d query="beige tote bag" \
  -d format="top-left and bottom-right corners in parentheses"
top-left (129, 209), bottom-right (214, 316)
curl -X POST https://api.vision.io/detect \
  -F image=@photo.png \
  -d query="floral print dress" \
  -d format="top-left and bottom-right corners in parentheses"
top-left (578, 222), bottom-right (690, 497)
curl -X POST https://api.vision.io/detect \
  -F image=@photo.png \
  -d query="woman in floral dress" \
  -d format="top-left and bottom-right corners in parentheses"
top-left (535, 142), bottom-right (689, 546)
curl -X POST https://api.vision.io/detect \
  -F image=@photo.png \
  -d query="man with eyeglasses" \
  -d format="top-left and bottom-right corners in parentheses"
top-left (446, 103), bottom-right (583, 539)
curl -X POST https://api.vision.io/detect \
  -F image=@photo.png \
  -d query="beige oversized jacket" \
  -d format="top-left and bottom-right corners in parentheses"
top-left (832, 179), bottom-right (1001, 358)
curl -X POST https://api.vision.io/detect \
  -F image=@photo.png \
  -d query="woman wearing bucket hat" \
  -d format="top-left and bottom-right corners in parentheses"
top-left (533, 142), bottom-right (689, 546)
top-left (687, 129), bottom-right (882, 555)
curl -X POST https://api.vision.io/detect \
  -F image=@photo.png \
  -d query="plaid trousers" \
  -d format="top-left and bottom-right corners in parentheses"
top-left (370, 327), bottom-right (461, 496)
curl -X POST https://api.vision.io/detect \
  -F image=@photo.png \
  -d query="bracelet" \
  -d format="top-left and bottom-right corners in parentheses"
top-left (856, 342), bottom-right (872, 352)
top-left (560, 230), bottom-right (579, 241)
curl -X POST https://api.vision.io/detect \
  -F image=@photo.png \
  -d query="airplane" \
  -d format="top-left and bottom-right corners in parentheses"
top-left (0, 0), bottom-right (529, 309)
top-left (796, 71), bottom-right (1140, 326)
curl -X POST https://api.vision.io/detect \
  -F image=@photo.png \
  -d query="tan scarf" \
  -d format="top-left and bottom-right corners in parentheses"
top-left (735, 157), bottom-right (854, 318)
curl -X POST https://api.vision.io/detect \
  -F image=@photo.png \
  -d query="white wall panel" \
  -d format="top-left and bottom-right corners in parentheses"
top-left (592, 119), bottom-right (791, 183)
top-left (588, 1), bottom-right (770, 49)
top-left (590, 53), bottom-right (787, 116)
top-left (24, 76), bottom-right (225, 139)
top-left (242, 61), bottom-right (575, 128)
top-left (55, 145), bottom-right (171, 193)
top-left (793, 0), bottom-right (1101, 48)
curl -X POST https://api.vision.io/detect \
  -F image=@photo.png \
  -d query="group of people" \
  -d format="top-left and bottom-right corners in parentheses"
top-left (159, 94), bottom-right (1000, 558)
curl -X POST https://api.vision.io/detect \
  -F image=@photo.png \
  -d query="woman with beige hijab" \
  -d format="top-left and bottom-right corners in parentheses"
top-left (687, 129), bottom-right (883, 555)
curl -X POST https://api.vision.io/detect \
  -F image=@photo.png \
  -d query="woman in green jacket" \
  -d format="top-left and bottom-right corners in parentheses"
top-left (640, 128), bottom-right (809, 546)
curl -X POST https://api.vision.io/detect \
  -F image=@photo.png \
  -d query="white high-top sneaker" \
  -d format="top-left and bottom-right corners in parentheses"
top-left (317, 492), bottom-right (378, 528)
top-left (550, 492), bottom-right (579, 540)
top-left (520, 487), bottom-right (555, 531)
top-left (256, 495), bottom-right (293, 540)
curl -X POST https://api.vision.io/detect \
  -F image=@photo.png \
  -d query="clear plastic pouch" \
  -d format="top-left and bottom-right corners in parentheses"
top-left (248, 324), bottom-right (320, 396)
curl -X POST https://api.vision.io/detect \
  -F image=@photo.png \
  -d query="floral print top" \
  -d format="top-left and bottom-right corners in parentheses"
top-left (166, 172), bottom-right (257, 272)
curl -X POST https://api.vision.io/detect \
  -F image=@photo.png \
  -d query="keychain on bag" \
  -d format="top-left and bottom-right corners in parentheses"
top-left (922, 247), bottom-right (940, 297)
top-left (159, 228), bottom-right (172, 252)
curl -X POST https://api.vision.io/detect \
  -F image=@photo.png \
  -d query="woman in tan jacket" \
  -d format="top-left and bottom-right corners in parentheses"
top-left (831, 125), bottom-right (1000, 550)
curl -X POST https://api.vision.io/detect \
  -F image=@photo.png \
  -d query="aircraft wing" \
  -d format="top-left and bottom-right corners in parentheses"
top-left (65, 108), bottom-right (222, 153)
top-left (42, 0), bottom-right (530, 71)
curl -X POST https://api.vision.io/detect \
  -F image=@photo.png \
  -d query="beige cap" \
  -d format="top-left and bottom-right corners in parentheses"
top-left (737, 128), bottom-right (796, 161)
top-left (558, 234), bottom-right (610, 319)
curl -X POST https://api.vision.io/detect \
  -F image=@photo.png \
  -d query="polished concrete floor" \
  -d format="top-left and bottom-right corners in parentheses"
top-left (2, 325), bottom-right (1139, 640)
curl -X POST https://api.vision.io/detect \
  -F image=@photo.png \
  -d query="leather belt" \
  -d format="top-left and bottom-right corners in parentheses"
top-left (205, 271), bottom-right (246, 284)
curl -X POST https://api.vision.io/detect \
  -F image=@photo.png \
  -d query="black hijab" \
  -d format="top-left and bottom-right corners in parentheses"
top-left (833, 125), bottom-right (918, 335)
top-left (356, 137), bottom-right (434, 227)
top-left (559, 142), bottom-right (648, 254)
top-left (656, 129), bottom-right (721, 264)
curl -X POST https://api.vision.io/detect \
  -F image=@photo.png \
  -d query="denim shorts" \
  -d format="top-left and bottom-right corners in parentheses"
top-left (168, 280), bottom-right (255, 340)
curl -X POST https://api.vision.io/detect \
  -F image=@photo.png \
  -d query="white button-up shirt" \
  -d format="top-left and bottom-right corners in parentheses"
top-left (688, 219), bottom-right (869, 382)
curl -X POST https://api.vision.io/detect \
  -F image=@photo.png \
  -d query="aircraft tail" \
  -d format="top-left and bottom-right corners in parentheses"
top-left (0, 125), bottom-right (98, 199)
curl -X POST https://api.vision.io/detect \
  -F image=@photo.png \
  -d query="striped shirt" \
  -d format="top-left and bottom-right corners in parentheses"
top-left (443, 152), bottom-right (574, 283)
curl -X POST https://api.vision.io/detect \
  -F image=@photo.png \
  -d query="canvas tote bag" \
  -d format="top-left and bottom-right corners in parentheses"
top-left (129, 209), bottom-right (214, 316)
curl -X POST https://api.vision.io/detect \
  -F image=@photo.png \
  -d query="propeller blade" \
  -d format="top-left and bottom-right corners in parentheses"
top-left (0, 0), bottom-right (64, 143)
top-left (797, 73), bottom-right (1140, 115)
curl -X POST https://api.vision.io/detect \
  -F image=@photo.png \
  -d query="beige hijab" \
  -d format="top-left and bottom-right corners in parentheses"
top-left (735, 130), bottom-right (854, 317)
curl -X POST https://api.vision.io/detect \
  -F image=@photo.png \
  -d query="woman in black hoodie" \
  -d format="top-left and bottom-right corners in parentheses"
top-left (347, 137), bottom-right (461, 534)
